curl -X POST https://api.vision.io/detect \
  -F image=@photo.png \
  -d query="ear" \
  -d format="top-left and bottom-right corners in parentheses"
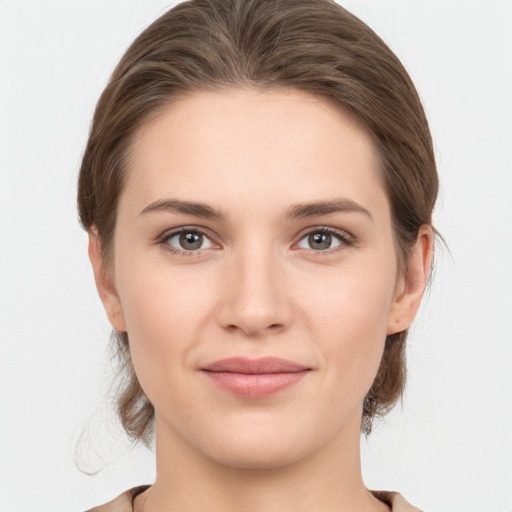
top-left (387, 225), bottom-right (433, 335)
top-left (88, 229), bottom-right (127, 332)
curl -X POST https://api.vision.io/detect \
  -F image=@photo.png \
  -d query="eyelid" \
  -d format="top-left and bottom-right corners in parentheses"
top-left (156, 225), bottom-right (221, 254)
top-left (155, 224), bottom-right (355, 256)
top-left (292, 226), bottom-right (355, 252)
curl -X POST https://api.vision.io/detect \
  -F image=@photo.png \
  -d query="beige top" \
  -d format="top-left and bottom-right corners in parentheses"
top-left (87, 486), bottom-right (423, 511)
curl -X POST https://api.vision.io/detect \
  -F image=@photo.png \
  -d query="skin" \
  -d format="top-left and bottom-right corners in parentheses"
top-left (89, 88), bottom-right (432, 512)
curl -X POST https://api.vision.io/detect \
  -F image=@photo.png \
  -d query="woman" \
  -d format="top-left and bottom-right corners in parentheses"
top-left (79, 0), bottom-right (437, 510)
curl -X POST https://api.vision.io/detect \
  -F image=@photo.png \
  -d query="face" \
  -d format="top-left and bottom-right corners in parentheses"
top-left (91, 88), bottom-right (429, 469)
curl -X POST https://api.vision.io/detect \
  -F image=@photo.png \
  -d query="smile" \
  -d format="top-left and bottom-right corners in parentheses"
top-left (201, 357), bottom-right (311, 398)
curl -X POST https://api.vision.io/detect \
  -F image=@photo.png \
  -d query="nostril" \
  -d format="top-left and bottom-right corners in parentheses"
top-left (228, 323), bottom-right (280, 329)
top-left (224, 322), bottom-right (283, 335)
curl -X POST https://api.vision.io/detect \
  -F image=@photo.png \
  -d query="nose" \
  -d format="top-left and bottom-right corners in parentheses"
top-left (215, 244), bottom-right (292, 337)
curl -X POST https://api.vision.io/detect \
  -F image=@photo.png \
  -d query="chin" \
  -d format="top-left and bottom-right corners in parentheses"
top-left (155, 391), bottom-right (363, 472)
top-left (207, 438), bottom-right (307, 471)
top-left (193, 414), bottom-right (341, 472)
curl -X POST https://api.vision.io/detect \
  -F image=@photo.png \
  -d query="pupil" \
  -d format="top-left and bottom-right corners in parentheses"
top-left (180, 232), bottom-right (202, 250)
top-left (309, 232), bottom-right (331, 250)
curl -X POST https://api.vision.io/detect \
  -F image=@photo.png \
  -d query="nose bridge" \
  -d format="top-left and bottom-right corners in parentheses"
top-left (217, 237), bottom-right (290, 336)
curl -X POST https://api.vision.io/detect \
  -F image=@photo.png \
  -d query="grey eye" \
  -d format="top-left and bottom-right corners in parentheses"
top-left (297, 231), bottom-right (342, 251)
top-left (167, 231), bottom-right (213, 251)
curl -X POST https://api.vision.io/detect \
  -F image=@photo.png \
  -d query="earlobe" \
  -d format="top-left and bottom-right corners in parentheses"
top-left (387, 225), bottom-right (433, 335)
top-left (88, 229), bottom-right (127, 332)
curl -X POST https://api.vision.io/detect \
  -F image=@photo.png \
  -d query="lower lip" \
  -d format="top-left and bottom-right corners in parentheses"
top-left (203, 371), bottom-right (309, 398)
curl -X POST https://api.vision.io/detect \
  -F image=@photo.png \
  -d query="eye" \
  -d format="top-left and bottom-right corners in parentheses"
top-left (165, 229), bottom-right (214, 252)
top-left (296, 229), bottom-right (348, 251)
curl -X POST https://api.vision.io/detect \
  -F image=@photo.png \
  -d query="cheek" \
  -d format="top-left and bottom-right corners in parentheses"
top-left (298, 259), bottom-right (397, 389)
top-left (113, 255), bottom-right (217, 394)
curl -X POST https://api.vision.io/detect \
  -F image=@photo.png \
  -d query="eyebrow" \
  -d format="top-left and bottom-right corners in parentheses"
top-left (140, 199), bottom-right (227, 220)
top-left (285, 198), bottom-right (373, 220)
top-left (139, 197), bottom-right (372, 221)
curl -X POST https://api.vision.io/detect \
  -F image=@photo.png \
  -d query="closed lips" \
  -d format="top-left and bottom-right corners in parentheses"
top-left (202, 356), bottom-right (311, 374)
top-left (201, 357), bottom-right (311, 398)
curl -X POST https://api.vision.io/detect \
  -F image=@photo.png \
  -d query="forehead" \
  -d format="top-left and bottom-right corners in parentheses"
top-left (122, 87), bottom-right (387, 219)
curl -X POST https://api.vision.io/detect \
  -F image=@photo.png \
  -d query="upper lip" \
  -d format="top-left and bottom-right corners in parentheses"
top-left (202, 357), bottom-right (310, 374)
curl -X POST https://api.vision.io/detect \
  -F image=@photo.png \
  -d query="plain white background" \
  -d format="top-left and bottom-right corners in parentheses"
top-left (1, 1), bottom-right (511, 511)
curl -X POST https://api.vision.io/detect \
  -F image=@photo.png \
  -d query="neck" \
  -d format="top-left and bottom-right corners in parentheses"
top-left (142, 413), bottom-right (388, 512)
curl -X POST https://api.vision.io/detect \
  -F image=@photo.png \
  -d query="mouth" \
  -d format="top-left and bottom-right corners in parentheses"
top-left (201, 357), bottom-right (311, 398)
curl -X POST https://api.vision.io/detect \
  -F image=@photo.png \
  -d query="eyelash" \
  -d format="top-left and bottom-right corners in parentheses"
top-left (294, 226), bottom-right (354, 255)
top-left (157, 226), bottom-right (217, 257)
top-left (157, 226), bottom-right (354, 256)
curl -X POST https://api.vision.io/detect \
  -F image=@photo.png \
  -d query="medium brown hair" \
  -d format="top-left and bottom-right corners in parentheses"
top-left (78, 0), bottom-right (438, 441)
